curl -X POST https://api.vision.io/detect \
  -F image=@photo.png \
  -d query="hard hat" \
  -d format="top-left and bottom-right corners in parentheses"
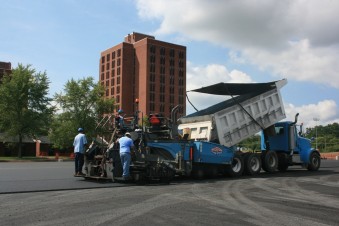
top-left (78, 128), bottom-right (84, 132)
top-left (125, 132), bottom-right (131, 136)
top-left (118, 109), bottom-right (123, 113)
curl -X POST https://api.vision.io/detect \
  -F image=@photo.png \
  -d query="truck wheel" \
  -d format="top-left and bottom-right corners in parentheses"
top-left (277, 153), bottom-right (289, 172)
top-left (226, 153), bottom-right (244, 177)
top-left (244, 153), bottom-right (261, 175)
top-left (262, 151), bottom-right (278, 173)
top-left (307, 152), bottom-right (321, 171)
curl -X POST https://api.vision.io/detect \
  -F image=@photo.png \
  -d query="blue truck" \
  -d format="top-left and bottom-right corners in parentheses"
top-left (85, 79), bottom-right (321, 182)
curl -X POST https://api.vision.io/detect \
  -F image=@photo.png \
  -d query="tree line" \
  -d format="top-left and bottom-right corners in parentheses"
top-left (238, 123), bottom-right (339, 153)
top-left (0, 64), bottom-right (114, 158)
top-left (1, 64), bottom-right (338, 157)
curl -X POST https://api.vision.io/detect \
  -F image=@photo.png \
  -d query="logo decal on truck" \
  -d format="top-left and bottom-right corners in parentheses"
top-left (211, 147), bottom-right (222, 155)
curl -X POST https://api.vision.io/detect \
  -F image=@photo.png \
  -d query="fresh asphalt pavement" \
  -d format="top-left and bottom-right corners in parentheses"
top-left (0, 160), bottom-right (338, 226)
top-left (0, 161), bottom-right (125, 194)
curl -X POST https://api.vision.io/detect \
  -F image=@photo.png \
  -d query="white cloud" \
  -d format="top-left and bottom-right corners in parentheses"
top-left (136, 0), bottom-right (339, 126)
top-left (284, 100), bottom-right (339, 128)
top-left (185, 62), bottom-right (254, 113)
top-left (136, 0), bottom-right (339, 88)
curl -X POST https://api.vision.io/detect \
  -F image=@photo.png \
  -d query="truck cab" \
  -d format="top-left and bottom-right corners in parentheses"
top-left (261, 115), bottom-right (321, 171)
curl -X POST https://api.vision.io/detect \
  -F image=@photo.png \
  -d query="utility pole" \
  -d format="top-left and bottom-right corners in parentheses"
top-left (313, 118), bottom-right (319, 150)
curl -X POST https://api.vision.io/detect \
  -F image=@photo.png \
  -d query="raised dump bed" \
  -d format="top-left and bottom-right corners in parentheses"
top-left (178, 79), bottom-right (287, 147)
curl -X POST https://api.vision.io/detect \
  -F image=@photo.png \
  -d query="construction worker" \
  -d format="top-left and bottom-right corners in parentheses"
top-left (73, 128), bottom-right (88, 177)
top-left (118, 132), bottom-right (134, 180)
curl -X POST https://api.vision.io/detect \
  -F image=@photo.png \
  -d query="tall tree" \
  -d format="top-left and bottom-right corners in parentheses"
top-left (0, 64), bottom-right (54, 157)
top-left (50, 77), bottom-right (115, 149)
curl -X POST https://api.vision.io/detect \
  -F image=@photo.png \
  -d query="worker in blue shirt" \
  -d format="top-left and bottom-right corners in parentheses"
top-left (118, 132), bottom-right (134, 180)
top-left (73, 128), bottom-right (88, 177)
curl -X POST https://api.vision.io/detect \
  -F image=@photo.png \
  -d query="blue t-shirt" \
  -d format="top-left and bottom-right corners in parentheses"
top-left (118, 136), bottom-right (134, 154)
top-left (73, 133), bottom-right (88, 153)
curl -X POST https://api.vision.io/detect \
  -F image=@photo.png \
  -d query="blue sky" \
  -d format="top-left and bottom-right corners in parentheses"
top-left (1, 0), bottom-right (339, 128)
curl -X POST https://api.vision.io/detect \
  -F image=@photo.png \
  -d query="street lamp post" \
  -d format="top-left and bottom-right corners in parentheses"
top-left (313, 117), bottom-right (319, 150)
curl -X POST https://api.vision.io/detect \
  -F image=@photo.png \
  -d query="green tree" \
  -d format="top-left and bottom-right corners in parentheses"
top-left (0, 64), bottom-right (54, 158)
top-left (49, 77), bottom-right (115, 149)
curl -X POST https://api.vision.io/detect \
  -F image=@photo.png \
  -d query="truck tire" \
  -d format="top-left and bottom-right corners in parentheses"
top-left (307, 152), bottom-right (321, 171)
top-left (277, 153), bottom-right (289, 172)
top-left (226, 153), bottom-right (244, 177)
top-left (244, 153), bottom-right (262, 175)
top-left (261, 151), bottom-right (278, 173)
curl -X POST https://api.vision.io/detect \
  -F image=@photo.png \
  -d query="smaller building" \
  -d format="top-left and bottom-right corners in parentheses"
top-left (0, 61), bottom-right (12, 80)
top-left (0, 133), bottom-right (52, 157)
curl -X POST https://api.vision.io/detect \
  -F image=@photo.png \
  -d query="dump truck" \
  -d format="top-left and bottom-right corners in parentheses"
top-left (84, 79), bottom-right (321, 182)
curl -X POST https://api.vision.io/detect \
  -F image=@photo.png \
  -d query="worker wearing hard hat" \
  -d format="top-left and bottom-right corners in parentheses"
top-left (73, 127), bottom-right (88, 177)
top-left (115, 109), bottom-right (125, 128)
top-left (118, 132), bottom-right (134, 180)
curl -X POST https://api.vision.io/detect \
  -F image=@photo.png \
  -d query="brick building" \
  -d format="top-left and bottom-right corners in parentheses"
top-left (0, 61), bottom-right (12, 80)
top-left (99, 32), bottom-right (186, 121)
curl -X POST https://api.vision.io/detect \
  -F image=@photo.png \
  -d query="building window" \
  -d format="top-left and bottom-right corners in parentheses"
top-left (105, 80), bottom-right (109, 87)
top-left (179, 51), bottom-right (185, 59)
top-left (150, 45), bottom-right (156, 54)
top-left (170, 95), bottom-right (174, 104)
top-left (117, 67), bottom-right (120, 75)
top-left (111, 69), bottom-right (115, 77)
top-left (117, 86), bottom-right (120, 94)
top-left (149, 83), bottom-right (155, 92)
top-left (160, 104), bottom-right (164, 113)
top-left (160, 94), bottom-right (165, 102)
top-left (179, 78), bottom-right (184, 86)
top-left (170, 76), bottom-right (174, 85)
top-left (170, 49), bottom-right (175, 57)
top-left (117, 49), bottom-right (121, 57)
top-left (117, 76), bottom-right (120, 85)
top-left (112, 61), bottom-right (115, 68)
top-left (101, 65), bottom-right (104, 72)
top-left (116, 95), bottom-right (120, 103)
top-left (101, 56), bottom-right (105, 64)
top-left (170, 67), bottom-right (174, 76)
top-left (100, 73), bottom-right (104, 80)
top-left (112, 51), bottom-right (115, 59)
top-left (150, 73), bottom-right (155, 82)
top-left (111, 87), bottom-right (114, 95)
top-left (150, 55), bottom-right (156, 63)
top-left (149, 92), bottom-right (155, 101)
top-left (149, 102), bottom-right (155, 112)
top-left (106, 63), bottom-right (110, 70)
top-left (106, 72), bottom-right (110, 79)
top-left (150, 64), bottom-right (155, 73)
top-left (160, 56), bottom-right (165, 65)
top-left (111, 78), bottom-right (114, 86)
top-left (160, 47), bottom-right (165, 56)
top-left (179, 87), bottom-right (184, 95)
top-left (106, 89), bottom-right (109, 97)
top-left (179, 69), bottom-right (184, 77)
top-left (170, 59), bottom-right (175, 67)
top-left (160, 66), bottom-right (165, 74)
top-left (106, 54), bottom-right (110, 61)
top-left (160, 75), bottom-right (165, 84)
top-left (117, 58), bottom-right (121, 66)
